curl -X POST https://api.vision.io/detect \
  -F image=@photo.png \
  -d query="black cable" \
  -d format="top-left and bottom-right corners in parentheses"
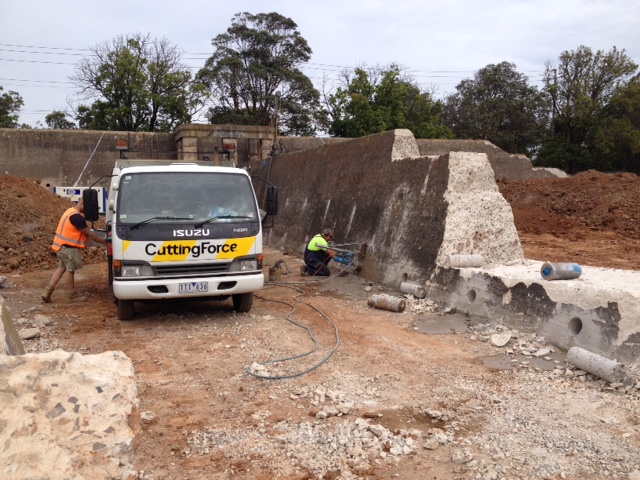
top-left (248, 283), bottom-right (341, 380)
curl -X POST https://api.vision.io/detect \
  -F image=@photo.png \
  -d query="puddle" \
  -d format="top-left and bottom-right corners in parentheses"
top-left (413, 313), bottom-right (469, 334)
top-left (479, 351), bottom-right (567, 371)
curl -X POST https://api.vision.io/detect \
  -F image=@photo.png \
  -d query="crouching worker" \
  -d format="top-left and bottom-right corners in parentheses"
top-left (41, 198), bottom-right (107, 303)
top-left (303, 228), bottom-right (337, 277)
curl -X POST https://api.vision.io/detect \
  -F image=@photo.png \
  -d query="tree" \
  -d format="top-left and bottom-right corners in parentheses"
top-left (590, 74), bottom-right (640, 173)
top-left (0, 86), bottom-right (25, 128)
top-left (326, 64), bottom-right (453, 139)
top-left (442, 62), bottom-right (550, 157)
top-left (539, 46), bottom-right (638, 173)
top-left (71, 33), bottom-right (202, 132)
top-left (45, 110), bottom-right (76, 129)
top-left (196, 12), bottom-right (324, 136)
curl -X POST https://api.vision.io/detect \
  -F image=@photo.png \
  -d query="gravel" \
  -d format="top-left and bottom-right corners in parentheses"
top-left (12, 289), bottom-right (640, 480)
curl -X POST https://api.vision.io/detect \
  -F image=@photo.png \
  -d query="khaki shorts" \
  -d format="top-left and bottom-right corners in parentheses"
top-left (57, 246), bottom-right (84, 272)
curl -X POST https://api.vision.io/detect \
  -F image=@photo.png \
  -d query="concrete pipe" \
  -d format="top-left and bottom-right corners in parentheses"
top-left (368, 294), bottom-right (406, 313)
top-left (567, 347), bottom-right (629, 383)
top-left (447, 254), bottom-right (484, 268)
top-left (399, 282), bottom-right (426, 299)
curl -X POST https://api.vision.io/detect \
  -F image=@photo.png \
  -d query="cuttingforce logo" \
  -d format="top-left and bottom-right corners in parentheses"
top-left (145, 242), bottom-right (238, 258)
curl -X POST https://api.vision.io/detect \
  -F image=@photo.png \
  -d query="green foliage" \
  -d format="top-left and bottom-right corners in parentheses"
top-left (326, 65), bottom-right (453, 139)
top-left (0, 85), bottom-right (24, 128)
top-left (442, 62), bottom-right (550, 156)
top-left (539, 46), bottom-right (638, 173)
top-left (71, 33), bottom-right (200, 132)
top-left (45, 110), bottom-right (76, 129)
top-left (589, 75), bottom-right (640, 173)
top-left (196, 12), bottom-right (323, 136)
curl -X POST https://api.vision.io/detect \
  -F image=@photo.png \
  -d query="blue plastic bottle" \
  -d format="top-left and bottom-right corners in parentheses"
top-left (540, 262), bottom-right (582, 281)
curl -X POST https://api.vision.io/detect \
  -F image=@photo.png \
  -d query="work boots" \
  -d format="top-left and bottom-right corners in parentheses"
top-left (41, 285), bottom-right (54, 303)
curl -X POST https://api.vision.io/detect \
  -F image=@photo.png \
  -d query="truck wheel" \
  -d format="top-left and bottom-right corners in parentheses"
top-left (232, 293), bottom-right (253, 313)
top-left (117, 299), bottom-right (134, 321)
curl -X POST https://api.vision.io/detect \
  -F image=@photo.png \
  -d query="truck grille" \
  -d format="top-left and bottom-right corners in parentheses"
top-left (153, 263), bottom-right (230, 277)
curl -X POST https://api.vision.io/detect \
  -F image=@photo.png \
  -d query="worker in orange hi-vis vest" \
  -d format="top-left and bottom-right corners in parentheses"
top-left (41, 197), bottom-right (107, 303)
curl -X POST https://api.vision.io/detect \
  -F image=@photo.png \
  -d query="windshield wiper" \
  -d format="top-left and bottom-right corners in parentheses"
top-left (131, 216), bottom-right (192, 230)
top-left (194, 215), bottom-right (253, 228)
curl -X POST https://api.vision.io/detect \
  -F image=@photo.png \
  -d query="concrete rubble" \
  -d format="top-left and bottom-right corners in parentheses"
top-left (0, 349), bottom-right (140, 480)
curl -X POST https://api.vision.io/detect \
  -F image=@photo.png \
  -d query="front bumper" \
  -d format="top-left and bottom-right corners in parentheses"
top-left (113, 273), bottom-right (264, 300)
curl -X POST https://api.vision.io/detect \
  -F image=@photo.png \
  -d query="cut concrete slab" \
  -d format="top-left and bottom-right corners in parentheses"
top-left (391, 128), bottom-right (421, 161)
top-left (435, 151), bottom-right (524, 266)
top-left (426, 260), bottom-right (640, 365)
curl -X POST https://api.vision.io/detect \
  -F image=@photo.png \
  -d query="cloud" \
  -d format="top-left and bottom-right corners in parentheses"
top-left (1, 0), bottom-right (638, 126)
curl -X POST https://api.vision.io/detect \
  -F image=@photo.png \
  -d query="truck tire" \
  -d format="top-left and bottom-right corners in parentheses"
top-left (117, 299), bottom-right (134, 321)
top-left (232, 292), bottom-right (253, 313)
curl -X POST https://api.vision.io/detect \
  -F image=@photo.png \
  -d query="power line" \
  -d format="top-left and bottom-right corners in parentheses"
top-left (0, 43), bottom-right (90, 52)
top-left (0, 48), bottom-right (85, 56)
top-left (0, 42), bottom-right (528, 80)
top-left (0, 77), bottom-right (72, 84)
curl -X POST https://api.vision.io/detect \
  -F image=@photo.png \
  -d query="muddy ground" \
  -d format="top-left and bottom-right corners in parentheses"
top-left (1, 172), bottom-right (640, 479)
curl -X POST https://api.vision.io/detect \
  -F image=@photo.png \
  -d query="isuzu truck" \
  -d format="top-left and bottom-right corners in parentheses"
top-left (84, 160), bottom-right (277, 320)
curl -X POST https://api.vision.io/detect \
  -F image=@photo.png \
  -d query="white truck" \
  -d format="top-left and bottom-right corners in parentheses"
top-left (83, 160), bottom-right (277, 321)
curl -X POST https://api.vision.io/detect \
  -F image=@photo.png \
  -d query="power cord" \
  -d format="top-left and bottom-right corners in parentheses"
top-left (248, 283), bottom-right (341, 380)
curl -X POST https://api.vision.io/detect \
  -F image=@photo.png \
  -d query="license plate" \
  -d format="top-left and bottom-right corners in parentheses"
top-left (179, 282), bottom-right (208, 294)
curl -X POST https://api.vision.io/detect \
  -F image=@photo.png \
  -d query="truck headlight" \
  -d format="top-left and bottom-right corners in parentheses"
top-left (229, 257), bottom-right (258, 272)
top-left (121, 265), bottom-right (154, 277)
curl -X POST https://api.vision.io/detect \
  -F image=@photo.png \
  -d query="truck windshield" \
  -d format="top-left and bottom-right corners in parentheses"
top-left (117, 171), bottom-right (259, 224)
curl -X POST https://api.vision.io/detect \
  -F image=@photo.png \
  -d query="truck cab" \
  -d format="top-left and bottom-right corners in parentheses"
top-left (86, 161), bottom-right (277, 320)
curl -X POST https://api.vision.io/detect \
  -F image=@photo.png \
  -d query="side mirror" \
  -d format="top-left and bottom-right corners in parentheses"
top-left (266, 186), bottom-right (278, 216)
top-left (83, 189), bottom-right (100, 222)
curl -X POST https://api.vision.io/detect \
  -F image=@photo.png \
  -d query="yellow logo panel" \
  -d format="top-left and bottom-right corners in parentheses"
top-left (133, 237), bottom-right (257, 262)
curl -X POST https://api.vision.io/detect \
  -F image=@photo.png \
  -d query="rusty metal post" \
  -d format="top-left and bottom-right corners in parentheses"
top-left (367, 294), bottom-right (406, 313)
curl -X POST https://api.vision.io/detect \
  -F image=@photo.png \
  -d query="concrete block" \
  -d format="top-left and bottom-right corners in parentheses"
top-left (0, 298), bottom-right (25, 356)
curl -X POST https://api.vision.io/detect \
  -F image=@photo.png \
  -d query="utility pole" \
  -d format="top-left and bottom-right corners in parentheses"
top-left (273, 90), bottom-right (281, 150)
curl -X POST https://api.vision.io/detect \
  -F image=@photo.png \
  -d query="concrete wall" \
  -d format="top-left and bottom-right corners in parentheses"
top-left (0, 126), bottom-right (556, 194)
top-left (254, 129), bottom-right (524, 287)
top-left (0, 125), bottom-right (274, 191)
top-left (0, 129), bottom-right (175, 190)
top-left (416, 139), bottom-right (558, 181)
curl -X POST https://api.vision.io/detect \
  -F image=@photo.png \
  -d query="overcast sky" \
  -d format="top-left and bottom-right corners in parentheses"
top-left (1, 0), bottom-right (639, 128)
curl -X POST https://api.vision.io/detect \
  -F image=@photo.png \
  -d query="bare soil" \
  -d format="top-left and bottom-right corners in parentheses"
top-left (1, 172), bottom-right (640, 479)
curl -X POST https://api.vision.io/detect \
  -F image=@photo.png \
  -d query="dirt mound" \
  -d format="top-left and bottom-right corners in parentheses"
top-left (498, 170), bottom-right (640, 239)
top-left (497, 170), bottom-right (640, 270)
top-left (0, 175), bottom-right (105, 274)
